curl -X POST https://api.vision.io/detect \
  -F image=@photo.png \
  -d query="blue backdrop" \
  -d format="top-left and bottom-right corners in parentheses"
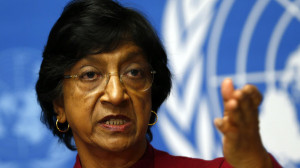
top-left (0, 0), bottom-right (299, 167)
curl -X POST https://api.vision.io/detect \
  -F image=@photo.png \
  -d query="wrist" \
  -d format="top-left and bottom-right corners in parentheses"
top-left (244, 151), bottom-right (272, 168)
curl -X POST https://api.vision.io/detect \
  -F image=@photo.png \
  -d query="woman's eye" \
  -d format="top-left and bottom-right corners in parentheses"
top-left (126, 69), bottom-right (144, 78)
top-left (80, 71), bottom-right (100, 80)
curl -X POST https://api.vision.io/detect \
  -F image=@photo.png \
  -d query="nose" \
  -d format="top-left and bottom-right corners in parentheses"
top-left (100, 73), bottom-right (128, 105)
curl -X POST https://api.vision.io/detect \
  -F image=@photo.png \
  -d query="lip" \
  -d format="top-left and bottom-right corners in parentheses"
top-left (98, 115), bottom-right (132, 132)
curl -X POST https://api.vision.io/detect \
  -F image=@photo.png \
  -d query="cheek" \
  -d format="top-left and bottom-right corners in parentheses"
top-left (63, 84), bottom-right (99, 131)
top-left (132, 91), bottom-right (152, 130)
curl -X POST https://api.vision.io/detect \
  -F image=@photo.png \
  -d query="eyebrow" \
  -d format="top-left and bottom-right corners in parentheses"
top-left (120, 49), bottom-right (146, 63)
top-left (81, 47), bottom-right (147, 67)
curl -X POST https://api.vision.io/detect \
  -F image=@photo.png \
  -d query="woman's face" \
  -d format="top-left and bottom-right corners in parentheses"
top-left (54, 43), bottom-right (152, 153)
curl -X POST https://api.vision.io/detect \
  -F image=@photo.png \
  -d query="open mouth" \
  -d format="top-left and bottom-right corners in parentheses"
top-left (105, 119), bottom-right (128, 125)
top-left (99, 115), bottom-right (131, 131)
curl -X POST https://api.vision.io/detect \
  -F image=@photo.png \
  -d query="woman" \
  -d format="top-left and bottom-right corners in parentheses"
top-left (36, 0), bottom-right (282, 167)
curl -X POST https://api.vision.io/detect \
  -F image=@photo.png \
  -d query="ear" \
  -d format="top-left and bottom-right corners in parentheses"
top-left (53, 97), bottom-right (67, 123)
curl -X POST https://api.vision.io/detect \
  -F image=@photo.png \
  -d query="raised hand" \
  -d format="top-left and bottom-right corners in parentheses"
top-left (214, 78), bottom-right (272, 168)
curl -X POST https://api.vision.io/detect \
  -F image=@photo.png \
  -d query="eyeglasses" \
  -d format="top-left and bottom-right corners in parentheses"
top-left (64, 67), bottom-right (156, 92)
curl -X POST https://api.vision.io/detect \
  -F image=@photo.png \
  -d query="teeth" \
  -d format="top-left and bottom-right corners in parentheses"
top-left (105, 119), bottom-right (127, 125)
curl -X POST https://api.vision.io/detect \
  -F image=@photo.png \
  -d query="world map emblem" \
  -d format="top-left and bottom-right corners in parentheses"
top-left (158, 0), bottom-right (300, 167)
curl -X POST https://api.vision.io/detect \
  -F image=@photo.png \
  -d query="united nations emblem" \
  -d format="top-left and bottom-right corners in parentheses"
top-left (159, 0), bottom-right (300, 167)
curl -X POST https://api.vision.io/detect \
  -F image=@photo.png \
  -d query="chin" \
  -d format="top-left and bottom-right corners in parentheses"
top-left (101, 137), bottom-right (136, 152)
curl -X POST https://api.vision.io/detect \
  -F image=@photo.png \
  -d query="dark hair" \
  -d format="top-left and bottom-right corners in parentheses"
top-left (36, 0), bottom-right (172, 150)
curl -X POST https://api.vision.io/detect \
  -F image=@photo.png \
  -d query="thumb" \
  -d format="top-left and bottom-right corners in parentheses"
top-left (221, 78), bottom-right (235, 101)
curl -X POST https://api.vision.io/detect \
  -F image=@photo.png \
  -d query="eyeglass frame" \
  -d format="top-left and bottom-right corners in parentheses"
top-left (63, 70), bottom-right (156, 92)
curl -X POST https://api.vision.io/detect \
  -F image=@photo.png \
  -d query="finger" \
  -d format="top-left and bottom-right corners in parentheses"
top-left (221, 78), bottom-right (235, 102)
top-left (238, 85), bottom-right (260, 124)
top-left (224, 98), bottom-right (239, 111)
top-left (224, 88), bottom-right (257, 128)
top-left (243, 85), bottom-right (262, 107)
top-left (214, 118), bottom-right (223, 131)
top-left (214, 117), bottom-right (239, 137)
top-left (224, 99), bottom-right (244, 126)
top-left (214, 117), bottom-right (230, 133)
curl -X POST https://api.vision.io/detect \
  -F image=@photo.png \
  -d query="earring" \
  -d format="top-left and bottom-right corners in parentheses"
top-left (148, 111), bottom-right (158, 126)
top-left (56, 119), bottom-right (70, 133)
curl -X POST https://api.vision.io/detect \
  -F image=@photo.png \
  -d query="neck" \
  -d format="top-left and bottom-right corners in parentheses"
top-left (76, 139), bottom-right (147, 168)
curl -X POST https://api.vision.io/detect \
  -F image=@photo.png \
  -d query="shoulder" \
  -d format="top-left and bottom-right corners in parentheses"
top-left (152, 147), bottom-right (232, 168)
